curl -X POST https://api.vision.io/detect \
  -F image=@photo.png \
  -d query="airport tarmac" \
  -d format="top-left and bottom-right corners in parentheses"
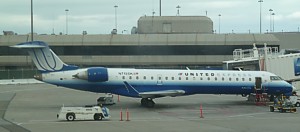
top-left (1, 83), bottom-right (300, 132)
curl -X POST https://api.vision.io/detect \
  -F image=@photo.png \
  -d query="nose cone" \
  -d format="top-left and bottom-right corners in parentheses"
top-left (268, 81), bottom-right (295, 95)
top-left (34, 74), bottom-right (43, 81)
top-left (283, 82), bottom-right (294, 95)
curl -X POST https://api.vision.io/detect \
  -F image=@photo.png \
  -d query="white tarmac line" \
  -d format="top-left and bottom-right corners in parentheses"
top-left (227, 112), bottom-right (268, 118)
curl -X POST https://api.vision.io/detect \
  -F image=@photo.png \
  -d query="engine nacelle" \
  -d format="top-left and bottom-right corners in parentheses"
top-left (74, 67), bottom-right (108, 82)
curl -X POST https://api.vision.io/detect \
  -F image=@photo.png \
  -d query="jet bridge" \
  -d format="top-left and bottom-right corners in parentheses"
top-left (223, 43), bottom-right (279, 71)
top-left (223, 43), bottom-right (300, 91)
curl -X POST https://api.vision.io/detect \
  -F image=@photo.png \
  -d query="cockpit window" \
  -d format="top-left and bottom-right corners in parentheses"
top-left (270, 76), bottom-right (283, 81)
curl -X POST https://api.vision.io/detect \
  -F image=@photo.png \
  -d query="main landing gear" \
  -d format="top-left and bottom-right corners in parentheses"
top-left (141, 98), bottom-right (155, 108)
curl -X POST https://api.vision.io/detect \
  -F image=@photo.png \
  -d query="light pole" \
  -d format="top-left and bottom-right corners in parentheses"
top-left (269, 9), bottom-right (273, 32)
top-left (65, 9), bottom-right (69, 35)
top-left (272, 13), bottom-right (275, 32)
top-left (159, 0), bottom-right (161, 16)
top-left (176, 5), bottom-right (181, 16)
top-left (218, 14), bottom-right (221, 34)
top-left (258, 0), bottom-right (263, 34)
top-left (114, 5), bottom-right (118, 32)
top-left (30, 0), bottom-right (34, 41)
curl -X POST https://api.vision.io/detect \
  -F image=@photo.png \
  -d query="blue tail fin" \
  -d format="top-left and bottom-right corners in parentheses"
top-left (11, 41), bottom-right (78, 72)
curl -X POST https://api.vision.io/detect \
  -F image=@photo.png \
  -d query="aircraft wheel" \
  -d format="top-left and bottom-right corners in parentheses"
top-left (146, 100), bottom-right (155, 108)
top-left (141, 98), bottom-right (155, 108)
top-left (141, 98), bottom-right (147, 106)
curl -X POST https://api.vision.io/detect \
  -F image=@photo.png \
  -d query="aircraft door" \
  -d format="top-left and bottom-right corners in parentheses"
top-left (255, 77), bottom-right (262, 90)
top-left (157, 74), bottom-right (163, 85)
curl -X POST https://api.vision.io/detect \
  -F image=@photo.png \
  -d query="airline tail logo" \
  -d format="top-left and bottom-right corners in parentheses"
top-left (12, 41), bottom-right (78, 72)
top-left (29, 48), bottom-right (64, 72)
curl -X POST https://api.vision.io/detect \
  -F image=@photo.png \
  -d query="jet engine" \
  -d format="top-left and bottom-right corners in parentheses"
top-left (73, 67), bottom-right (108, 82)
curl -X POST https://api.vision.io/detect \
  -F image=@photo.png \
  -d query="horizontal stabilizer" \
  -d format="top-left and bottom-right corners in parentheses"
top-left (10, 41), bottom-right (47, 49)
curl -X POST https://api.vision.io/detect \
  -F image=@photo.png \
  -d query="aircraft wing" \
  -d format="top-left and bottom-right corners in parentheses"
top-left (138, 90), bottom-right (185, 98)
top-left (123, 81), bottom-right (185, 98)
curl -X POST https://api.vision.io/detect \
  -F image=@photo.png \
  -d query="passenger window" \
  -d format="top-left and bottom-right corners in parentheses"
top-left (215, 77), bottom-right (217, 81)
top-left (172, 77), bottom-right (174, 80)
top-left (229, 78), bottom-right (232, 81)
top-left (129, 76), bottom-right (132, 79)
top-left (186, 77), bottom-right (188, 80)
top-left (165, 77), bottom-right (168, 80)
top-left (200, 77), bottom-right (203, 80)
top-left (242, 78), bottom-right (245, 81)
top-left (158, 77), bottom-right (162, 80)
top-left (136, 76), bottom-right (139, 80)
top-left (236, 78), bottom-right (239, 81)
top-left (122, 76), bottom-right (125, 79)
top-left (151, 76), bottom-right (154, 80)
top-left (207, 77), bottom-right (210, 81)
top-left (249, 78), bottom-right (252, 81)
top-left (222, 77), bottom-right (224, 81)
top-left (179, 77), bottom-right (181, 80)
top-left (143, 76), bottom-right (146, 80)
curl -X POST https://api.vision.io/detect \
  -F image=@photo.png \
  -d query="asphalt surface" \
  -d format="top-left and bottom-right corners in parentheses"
top-left (1, 83), bottom-right (300, 132)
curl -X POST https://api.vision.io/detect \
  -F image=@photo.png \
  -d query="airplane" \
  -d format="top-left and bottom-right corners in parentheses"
top-left (11, 41), bottom-right (295, 107)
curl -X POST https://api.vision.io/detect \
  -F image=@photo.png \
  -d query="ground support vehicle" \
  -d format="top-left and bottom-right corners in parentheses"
top-left (269, 105), bottom-right (297, 113)
top-left (97, 94), bottom-right (115, 105)
top-left (57, 106), bottom-right (110, 121)
top-left (269, 95), bottom-right (297, 113)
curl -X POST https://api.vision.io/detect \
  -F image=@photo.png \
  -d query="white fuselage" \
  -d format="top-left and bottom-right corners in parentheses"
top-left (39, 68), bottom-right (293, 98)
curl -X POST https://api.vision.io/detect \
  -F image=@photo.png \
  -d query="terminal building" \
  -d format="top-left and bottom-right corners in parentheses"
top-left (0, 16), bottom-right (300, 79)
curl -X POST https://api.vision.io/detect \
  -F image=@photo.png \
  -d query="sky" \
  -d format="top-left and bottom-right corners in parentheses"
top-left (0, 0), bottom-right (300, 35)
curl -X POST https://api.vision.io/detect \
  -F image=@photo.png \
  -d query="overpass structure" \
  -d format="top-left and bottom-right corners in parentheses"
top-left (0, 16), bottom-right (299, 74)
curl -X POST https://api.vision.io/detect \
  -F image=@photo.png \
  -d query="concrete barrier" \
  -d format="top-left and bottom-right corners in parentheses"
top-left (0, 79), bottom-right (43, 85)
